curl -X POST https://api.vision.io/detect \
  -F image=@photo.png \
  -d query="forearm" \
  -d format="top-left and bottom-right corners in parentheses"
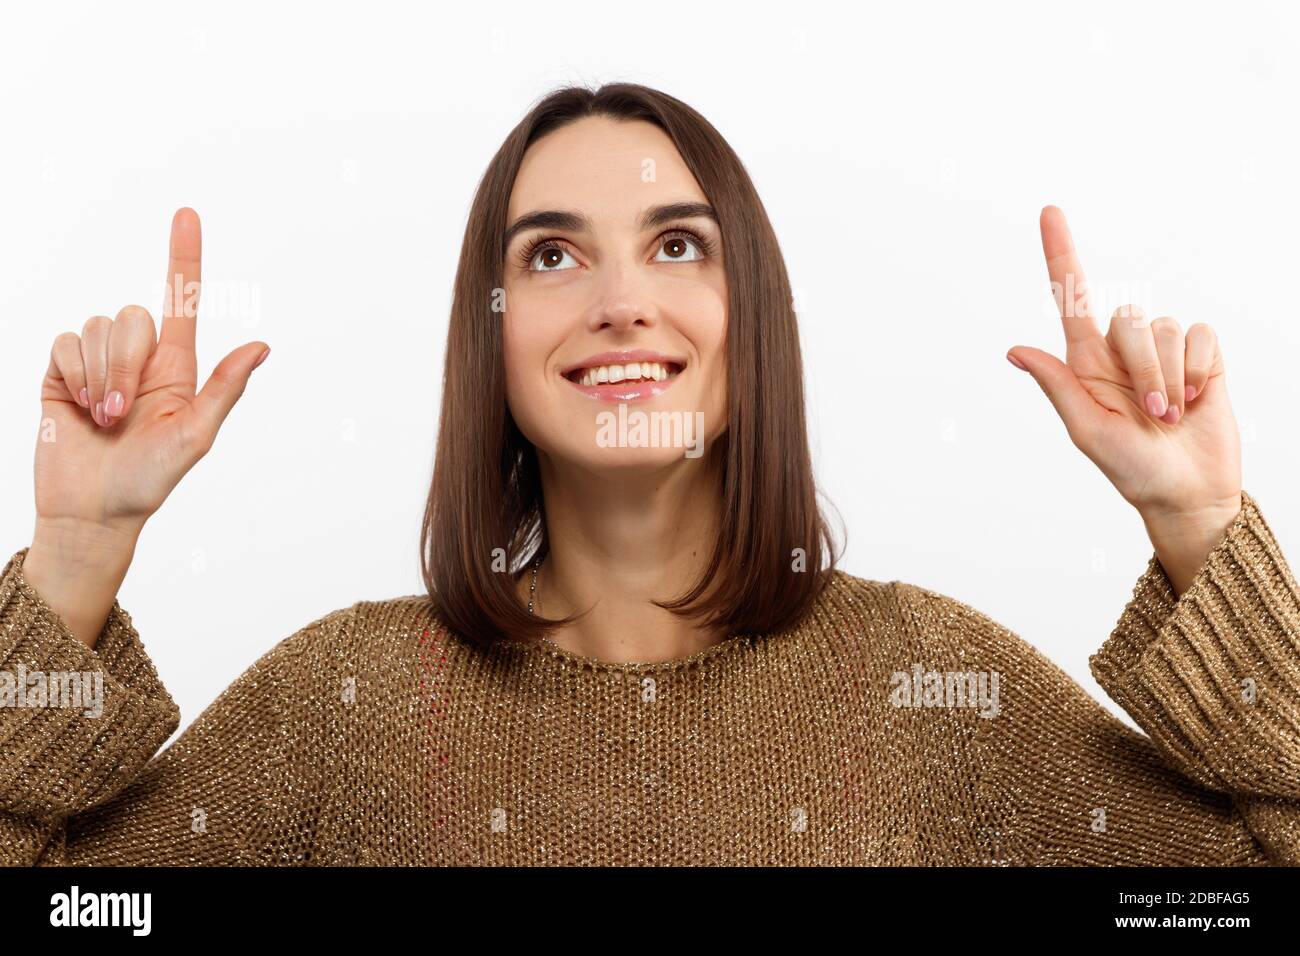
top-left (22, 517), bottom-right (141, 649)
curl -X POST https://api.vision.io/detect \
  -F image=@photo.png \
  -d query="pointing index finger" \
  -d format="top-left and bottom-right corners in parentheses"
top-left (161, 207), bottom-right (202, 351)
top-left (1041, 205), bottom-right (1100, 346)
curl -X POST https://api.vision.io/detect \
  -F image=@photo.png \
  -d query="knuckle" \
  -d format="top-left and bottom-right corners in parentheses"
top-left (1068, 419), bottom-right (1100, 453)
top-left (1112, 304), bottom-right (1147, 328)
top-left (82, 314), bottom-right (111, 335)
top-left (115, 304), bottom-right (152, 322)
top-left (1131, 358), bottom-right (1163, 379)
top-left (106, 359), bottom-right (139, 382)
top-left (1108, 314), bottom-right (1141, 336)
top-left (115, 305), bottom-right (159, 342)
top-left (1151, 315), bottom-right (1182, 336)
top-left (179, 419), bottom-right (212, 456)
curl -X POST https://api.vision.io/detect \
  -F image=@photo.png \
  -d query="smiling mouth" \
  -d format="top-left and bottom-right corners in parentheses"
top-left (563, 360), bottom-right (685, 387)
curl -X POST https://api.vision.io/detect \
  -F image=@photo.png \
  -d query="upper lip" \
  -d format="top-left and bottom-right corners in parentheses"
top-left (559, 350), bottom-right (688, 378)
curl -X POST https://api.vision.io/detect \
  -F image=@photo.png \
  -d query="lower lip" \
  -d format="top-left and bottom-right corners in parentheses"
top-left (563, 374), bottom-right (680, 402)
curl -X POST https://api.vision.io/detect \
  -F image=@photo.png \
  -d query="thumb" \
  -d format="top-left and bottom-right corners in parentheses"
top-left (194, 342), bottom-right (270, 439)
top-left (1006, 346), bottom-right (1099, 444)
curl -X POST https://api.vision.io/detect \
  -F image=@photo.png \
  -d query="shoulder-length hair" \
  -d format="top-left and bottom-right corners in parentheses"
top-left (421, 82), bottom-right (839, 647)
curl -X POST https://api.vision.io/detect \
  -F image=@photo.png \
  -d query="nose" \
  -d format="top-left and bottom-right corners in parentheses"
top-left (588, 262), bottom-right (656, 334)
top-left (590, 300), bottom-right (653, 333)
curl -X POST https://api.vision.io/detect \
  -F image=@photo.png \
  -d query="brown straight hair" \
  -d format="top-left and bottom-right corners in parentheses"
top-left (420, 82), bottom-right (839, 647)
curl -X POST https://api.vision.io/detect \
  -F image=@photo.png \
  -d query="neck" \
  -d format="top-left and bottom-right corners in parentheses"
top-left (524, 448), bottom-right (727, 664)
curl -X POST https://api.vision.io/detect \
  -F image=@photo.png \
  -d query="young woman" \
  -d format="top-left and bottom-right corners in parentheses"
top-left (2, 83), bottom-right (1296, 866)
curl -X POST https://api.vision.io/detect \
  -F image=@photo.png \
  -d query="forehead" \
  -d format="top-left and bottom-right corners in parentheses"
top-left (507, 115), bottom-right (707, 221)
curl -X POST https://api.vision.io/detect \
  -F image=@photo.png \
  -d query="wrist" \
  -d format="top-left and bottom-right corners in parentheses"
top-left (25, 518), bottom-right (140, 649)
top-left (1140, 493), bottom-right (1242, 545)
top-left (31, 515), bottom-right (142, 564)
top-left (1139, 493), bottom-right (1242, 597)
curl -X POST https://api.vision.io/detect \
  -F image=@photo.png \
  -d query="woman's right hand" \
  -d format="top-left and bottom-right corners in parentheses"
top-left (22, 207), bottom-right (269, 647)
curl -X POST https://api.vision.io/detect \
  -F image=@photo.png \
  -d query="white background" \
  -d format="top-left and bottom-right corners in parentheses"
top-left (2, 0), bottom-right (1296, 738)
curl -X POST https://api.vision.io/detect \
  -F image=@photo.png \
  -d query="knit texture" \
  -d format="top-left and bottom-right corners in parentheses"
top-left (2, 489), bottom-right (1297, 865)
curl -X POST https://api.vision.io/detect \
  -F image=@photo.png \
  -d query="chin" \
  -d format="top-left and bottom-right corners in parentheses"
top-left (528, 408), bottom-right (721, 474)
top-left (517, 384), bottom-right (726, 474)
top-left (590, 442), bottom-right (709, 469)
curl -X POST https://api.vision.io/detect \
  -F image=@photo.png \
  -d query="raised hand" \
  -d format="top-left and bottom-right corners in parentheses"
top-left (23, 207), bottom-right (269, 646)
top-left (1006, 206), bottom-right (1243, 595)
top-left (35, 207), bottom-right (269, 533)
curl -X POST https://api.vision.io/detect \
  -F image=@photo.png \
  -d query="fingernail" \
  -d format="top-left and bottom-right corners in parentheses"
top-left (1006, 351), bottom-right (1027, 371)
top-left (94, 400), bottom-right (104, 425)
top-left (1185, 385), bottom-right (1197, 403)
top-left (105, 390), bottom-right (124, 417)
top-left (253, 347), bottom-right (270, 370)
top-left (78, 387), bottom-right (88, 407)
top-left (1145, 391), bottom-right (1167, 417)
top-left (1163, 404), bottom-right (1181, 425)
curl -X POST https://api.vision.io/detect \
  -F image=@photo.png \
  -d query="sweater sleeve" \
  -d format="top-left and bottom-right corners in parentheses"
top-left (0, 547), bottom-right (350, 865)
top-left (891, 489), bottom-right (1300, 866)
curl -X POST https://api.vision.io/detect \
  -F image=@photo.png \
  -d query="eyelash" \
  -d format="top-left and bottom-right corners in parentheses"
top-left (514, 227), bottom-right (717, 272)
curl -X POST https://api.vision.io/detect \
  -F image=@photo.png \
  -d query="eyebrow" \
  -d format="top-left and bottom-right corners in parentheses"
top-left (501, 201), bottom-right (718, 251)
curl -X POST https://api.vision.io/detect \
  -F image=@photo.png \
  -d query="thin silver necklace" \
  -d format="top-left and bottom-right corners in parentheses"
top-left (526, 554), bottom-right (541, 615)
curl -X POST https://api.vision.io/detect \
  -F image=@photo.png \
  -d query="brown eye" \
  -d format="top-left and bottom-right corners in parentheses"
top-left (524, 242), bottom-right (579, 272)
top-left (654, 232), bottom-right (707, 263)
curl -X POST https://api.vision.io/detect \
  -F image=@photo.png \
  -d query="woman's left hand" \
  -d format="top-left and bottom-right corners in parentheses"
top-left (1006, 205), bottom-right (1243, 596)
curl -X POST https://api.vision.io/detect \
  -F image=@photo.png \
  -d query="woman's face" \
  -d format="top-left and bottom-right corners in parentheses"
top-left (502, 116), bottom-right (728, 474)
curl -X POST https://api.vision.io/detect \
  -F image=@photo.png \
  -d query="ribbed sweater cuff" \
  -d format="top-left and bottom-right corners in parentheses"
top-left (0, 547), bottom-right (180, 819)
top-left (1089, 490), bottom-right (1300, 796)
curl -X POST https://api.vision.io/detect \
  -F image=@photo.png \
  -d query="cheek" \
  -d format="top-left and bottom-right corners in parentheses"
top-left (693, 299), bottom-right (729, 440)
top-left (502, 281), bottom-right (563, 371)
top-left (501, 301), bottom-right (566, 443)
top-left (687, 292), bottom-right (728, 406)
top-left (502, 310), bottom-right (536, 404)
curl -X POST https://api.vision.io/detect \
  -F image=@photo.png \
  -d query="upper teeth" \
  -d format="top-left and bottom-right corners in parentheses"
top-left (575, 362), bottom-right (673, 386)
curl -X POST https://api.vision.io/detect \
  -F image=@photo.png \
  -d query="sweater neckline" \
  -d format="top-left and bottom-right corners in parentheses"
top-left (515, 630), bottom-right (760, 673)
top-left (422, 611), bottom-right (764, 674)
top-left (421, 574), bottom-right (848, 673)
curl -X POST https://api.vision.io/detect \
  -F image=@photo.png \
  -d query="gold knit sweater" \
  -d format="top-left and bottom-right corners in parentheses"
top-left (2, 489), bottom-right (1298, 866)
